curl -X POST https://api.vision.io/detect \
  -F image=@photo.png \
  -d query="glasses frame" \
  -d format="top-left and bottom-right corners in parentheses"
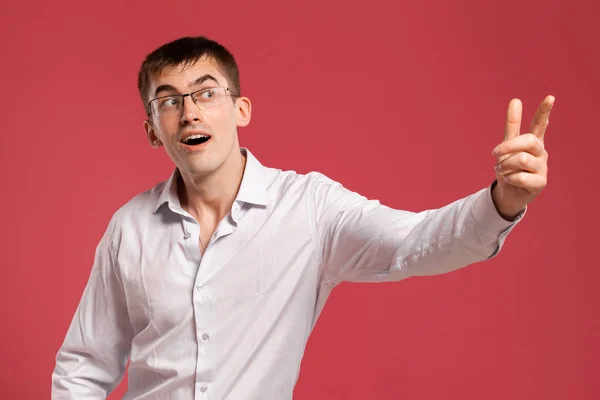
top-left (146, 85), bottom-right (238, 117)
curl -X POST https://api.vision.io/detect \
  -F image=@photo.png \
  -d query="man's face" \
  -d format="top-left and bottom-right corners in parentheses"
top-left (144, 57), bottom-right (251, 179)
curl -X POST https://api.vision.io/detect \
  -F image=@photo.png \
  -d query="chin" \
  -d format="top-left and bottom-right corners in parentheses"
top-left (184, 157), bottom-right (223, 177)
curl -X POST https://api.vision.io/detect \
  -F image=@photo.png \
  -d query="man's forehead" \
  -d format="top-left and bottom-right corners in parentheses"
top-left (150, 58), bottom-right (225, 89)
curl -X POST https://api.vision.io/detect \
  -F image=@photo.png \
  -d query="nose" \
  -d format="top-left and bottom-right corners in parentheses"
top-left (180, 95), bottom-right (202, 124)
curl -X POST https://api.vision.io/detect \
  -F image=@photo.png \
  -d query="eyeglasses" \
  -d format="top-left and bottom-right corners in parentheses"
top-left (147, 86), bottom-right (238, 117)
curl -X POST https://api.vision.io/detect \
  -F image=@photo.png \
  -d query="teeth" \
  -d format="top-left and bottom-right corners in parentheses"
top-left (182, 134), bottom-right (209, 143)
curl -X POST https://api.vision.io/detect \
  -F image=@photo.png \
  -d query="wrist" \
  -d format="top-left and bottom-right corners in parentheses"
top-left (491, 181), bottom-right (524, 221)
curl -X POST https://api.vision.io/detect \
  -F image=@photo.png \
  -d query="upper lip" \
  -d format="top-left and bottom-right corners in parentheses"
top-left (180, 131), bottom-right (211, 143)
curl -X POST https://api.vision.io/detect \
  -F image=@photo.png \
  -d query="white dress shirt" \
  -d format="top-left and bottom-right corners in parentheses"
top-left (52, 148), bottom-right (523, 399)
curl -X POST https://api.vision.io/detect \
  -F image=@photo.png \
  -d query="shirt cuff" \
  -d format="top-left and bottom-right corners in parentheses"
top-left (472, 181), bottom-right (526, 257)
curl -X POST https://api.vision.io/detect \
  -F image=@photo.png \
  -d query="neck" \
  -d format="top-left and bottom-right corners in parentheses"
top-left (178, 148), bottom-right (246, 224)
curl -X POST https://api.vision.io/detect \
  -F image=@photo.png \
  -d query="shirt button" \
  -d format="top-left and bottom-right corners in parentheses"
top-left (196, 284), bottom-right (203, 291)
top-left (184, 232), bottom-right (191, 239)
top-left (202, 333), bottom-right (209, 341)
top-left (200, 384), bottom-right (208, 392)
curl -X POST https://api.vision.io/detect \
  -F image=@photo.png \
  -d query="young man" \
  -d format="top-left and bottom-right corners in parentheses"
top-left (51, 36), bottom-right (554, 399)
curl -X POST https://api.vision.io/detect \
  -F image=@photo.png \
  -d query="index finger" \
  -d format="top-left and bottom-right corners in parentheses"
top-left (529, 95), bottom-right (556, 142)
top-left (504, 98), bottom-right (523, 142)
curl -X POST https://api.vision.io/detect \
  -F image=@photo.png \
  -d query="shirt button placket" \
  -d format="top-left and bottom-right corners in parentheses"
top-left (198, 383), bottom-right (209, 397)
top-left (194, 256), bottom-right (209, 398)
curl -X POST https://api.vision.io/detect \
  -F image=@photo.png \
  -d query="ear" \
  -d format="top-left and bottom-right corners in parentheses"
top-left (235, 96), bottom-right (252, 128)
top-left (144, 119), bottom-right (162, 148)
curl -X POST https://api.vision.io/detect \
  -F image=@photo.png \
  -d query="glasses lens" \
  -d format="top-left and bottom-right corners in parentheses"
top-left (192, 87), bottom-right (228, 109)
top-left (150, 96), bottom-right (182, 117)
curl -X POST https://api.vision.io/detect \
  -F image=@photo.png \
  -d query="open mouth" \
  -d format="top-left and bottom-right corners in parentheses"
top-left (181, 134), bottom-right (211, 146)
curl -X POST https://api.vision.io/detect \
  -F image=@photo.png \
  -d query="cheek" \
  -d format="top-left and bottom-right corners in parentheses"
top-left (207, 109), bottom-right (238, 135)
top-left (155, 120), bottom-right (180, 140)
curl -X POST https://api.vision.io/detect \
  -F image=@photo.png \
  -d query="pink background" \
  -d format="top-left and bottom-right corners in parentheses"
top-left (1, 0), bottom-right (598, 398)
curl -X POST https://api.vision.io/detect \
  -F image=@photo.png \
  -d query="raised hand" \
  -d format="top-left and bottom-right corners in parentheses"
top-left (491, 95), bottom-right (555, 220)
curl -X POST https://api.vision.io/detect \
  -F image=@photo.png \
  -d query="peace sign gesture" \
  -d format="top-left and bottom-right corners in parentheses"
top-left (491, 95), bottom-right (556, 220)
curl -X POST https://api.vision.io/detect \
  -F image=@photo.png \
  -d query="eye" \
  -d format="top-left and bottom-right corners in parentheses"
top-left (159, 97), bottom-right (180, 108)
top-left (198, 88), bottom-right (216, 100)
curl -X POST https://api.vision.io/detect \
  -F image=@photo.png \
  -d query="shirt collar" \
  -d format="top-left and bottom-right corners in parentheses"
top-left (153, 147), bottom-right (270, 214)
top-left (235, 148), bottom-right (270, 206)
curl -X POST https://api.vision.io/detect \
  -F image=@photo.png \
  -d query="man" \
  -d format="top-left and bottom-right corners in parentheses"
top-left (51, 36), bottom-right (554, 399)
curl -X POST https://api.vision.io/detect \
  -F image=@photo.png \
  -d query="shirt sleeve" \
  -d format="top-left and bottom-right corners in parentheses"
top-left (309, 174), bottom-right (524, 284)
top-left (51, 217), bottom-right (134, 399)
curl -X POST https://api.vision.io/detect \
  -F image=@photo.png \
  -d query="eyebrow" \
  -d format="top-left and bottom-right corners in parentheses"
top-left (153, 74), bottom-right (220, 97)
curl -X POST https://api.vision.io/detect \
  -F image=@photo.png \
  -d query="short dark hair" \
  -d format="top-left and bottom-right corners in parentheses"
top-left (137, 36), bottom-right (241, 114)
